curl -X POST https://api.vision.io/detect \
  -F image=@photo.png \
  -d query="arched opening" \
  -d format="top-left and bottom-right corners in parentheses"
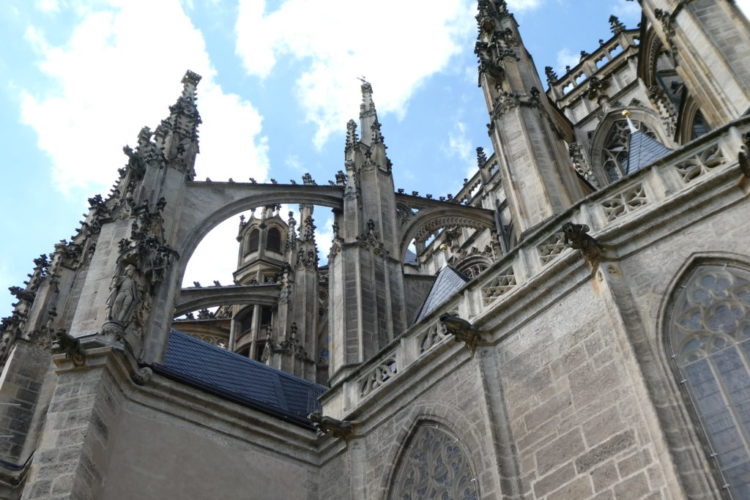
top-left (387, 422), bottom-right (479, 500)
top-left (266, 227), bottom-right (281, 253)
top-left (666, 262), bottom-right (750, 498)
top-left (247, 229), bottom-right (260, 254)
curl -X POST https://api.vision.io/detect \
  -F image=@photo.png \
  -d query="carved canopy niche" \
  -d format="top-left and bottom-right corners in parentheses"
top-left (388, 423), bottom-right (479, 500)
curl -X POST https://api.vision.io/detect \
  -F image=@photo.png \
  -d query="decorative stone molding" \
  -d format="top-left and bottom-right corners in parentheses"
top-left (537, 231), bottom-right (567, 265)
top-left (359, 355), bottom-right (398, 397)
top-left (674, 143), bottom-right (726, 184)
top-left (481, 266), bottom-right (516, 305)
top-left (601, 183), bottom-right (649, 221)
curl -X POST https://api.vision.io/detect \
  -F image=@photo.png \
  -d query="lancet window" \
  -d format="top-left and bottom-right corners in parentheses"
top-left (667, 263), bottom-right (750, 498)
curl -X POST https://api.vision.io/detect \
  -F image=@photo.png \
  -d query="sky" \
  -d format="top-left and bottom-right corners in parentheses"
top-left (0, 0), bottom-right (747, 316)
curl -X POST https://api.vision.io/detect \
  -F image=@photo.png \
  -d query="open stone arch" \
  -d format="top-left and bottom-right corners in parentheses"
top-left (174, 182), bottom-right (344, 279)
top-left (173, 283), bottom-right (281, 316)
top-left (142, 181), bottom-right (343, 363)
top-left (398, 207), bottom-right (495, 261)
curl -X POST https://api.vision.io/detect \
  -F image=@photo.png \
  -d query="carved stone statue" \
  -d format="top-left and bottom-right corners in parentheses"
top-left (439, 313), bottom-right (486, 354)
top-left (105, 263), bottom-right (141, 329)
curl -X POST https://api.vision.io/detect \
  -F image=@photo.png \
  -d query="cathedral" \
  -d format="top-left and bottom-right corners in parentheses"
top-left (1, 0), bottom-right (750, 498)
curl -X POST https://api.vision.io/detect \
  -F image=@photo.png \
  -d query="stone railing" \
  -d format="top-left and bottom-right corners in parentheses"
top-left (331, 118), bottom-right (748, 415)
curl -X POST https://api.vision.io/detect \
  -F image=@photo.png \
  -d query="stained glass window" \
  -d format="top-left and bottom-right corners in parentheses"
top-left (389, 424), bottom-right (479, 500)
top-left (668, 264), bottom-right (750, 498)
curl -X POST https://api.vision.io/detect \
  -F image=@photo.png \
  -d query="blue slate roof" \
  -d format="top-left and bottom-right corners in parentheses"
top-left (626, 130), bottom-right (672, 174)
top-left (152, 330), bottom-right (326, 428)
top-left (414, 266), bottom-right (469, 323)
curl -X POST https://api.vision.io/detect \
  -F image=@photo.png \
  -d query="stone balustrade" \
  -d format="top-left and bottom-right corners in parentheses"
top-left (326, 116), bottom-right (748, 417)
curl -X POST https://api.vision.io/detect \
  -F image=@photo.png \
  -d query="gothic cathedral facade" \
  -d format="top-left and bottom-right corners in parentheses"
top-left (2, 1), bottom-right (750, 498)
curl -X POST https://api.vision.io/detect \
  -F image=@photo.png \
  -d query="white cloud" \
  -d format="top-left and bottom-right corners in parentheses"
top-left (18, 0), bottom-right (270, 290)
top-left (612, 0), bottom-right (641, 23)
top-left (508, 0), bottom-right (543, 10)
top-left (20, 0), bottom-right (269, 194)
top-left (445, 121), bottom-right (477, 192)
top-left (555, 47), bottom-right (580, 74)
top-left (738, 0), bottom-right (750, 19)
top-left (235, 0), bottom-right (477, 148)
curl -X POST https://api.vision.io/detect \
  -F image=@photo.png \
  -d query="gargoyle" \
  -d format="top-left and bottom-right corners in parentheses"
top-left (308, 412), bottom-right (355, 440)
top-left (52, 330), bottom-right (85, 367)
top-left (562, 222), bottom-right (605, 266)
top-left (439, 313), bottom-right (485, 354)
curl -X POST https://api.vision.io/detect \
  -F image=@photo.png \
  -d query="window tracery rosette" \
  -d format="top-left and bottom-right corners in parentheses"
top-left (388, 424), bottom-right (479, 500)
top-left (601, 119), bottom-right (655, 182)
top-left (668, 264), bottom-right (750, 498)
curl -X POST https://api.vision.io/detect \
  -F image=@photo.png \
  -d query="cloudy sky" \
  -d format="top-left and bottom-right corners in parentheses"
top-left (0, 0), bottom-right (746, 315)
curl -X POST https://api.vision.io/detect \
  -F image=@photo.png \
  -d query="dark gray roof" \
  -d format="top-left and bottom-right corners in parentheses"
top-left (414, 266), bottom-right (469, 323)
top-left (626, 130), bottom-right (672, 174)
top-left (152, 330), bottom-right (326, 428)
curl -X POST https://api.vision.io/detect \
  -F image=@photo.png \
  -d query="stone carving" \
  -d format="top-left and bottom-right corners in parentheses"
top-left (419, 321), bottom-right (450, 353)
top-left (674, 143), bottom-right (726, 183)
top-left (308, 412), bottom-right (356, 440)
top-left (481, 266), bottom-right (516, 306)
top-left (439, 313), bottom-right (485, 354)
top-left (569, 143), bottom-right (599, 188)
top-left (647, 85), bottom-right (677, 136)
top-left (537, 231), bottom-right (567, 265)
top-left (545, 66), bottom-right (558, 85)
top-left (105, 264), bottom-right (141, 330)
top-left (562, 222), bottom-right (604, 266)
top-left (584, 76), bottom-right (610, 101)
top-left (103, 203), bottom-right (176, 350)
top-left (388, 425), bottom-right (479, 500)
top-left (359, 355), bottom-right (398, 397)
top-left (52, 330), bottom-right (85, 367)
top-left (609, 15), bottom-right (626, 35)
top-left (601, 183), bottom-right (649, 221)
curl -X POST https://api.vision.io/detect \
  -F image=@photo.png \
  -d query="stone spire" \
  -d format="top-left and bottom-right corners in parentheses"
top-left (154, 70), bottom-right (203, 180)
top-left (358, 79), bottom-right (379, 146)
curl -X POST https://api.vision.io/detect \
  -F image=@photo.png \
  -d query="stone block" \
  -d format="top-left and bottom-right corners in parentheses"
top-left (536, 428), bottom-right (585, 475)
top-left (617, 448), bottom-right (652, 479)
top-left (613, 471), bottom-right (650, 499)
top-left (533, 462), bottom-right (575, 497)
top-left (583, 405), bottom-right (623, 447)
top-left (576, 430), bottom-right (635, 473)
top-left (591, 460), bottom-right (619, 492)
top-left (548, 476), bottom-right (594, 500)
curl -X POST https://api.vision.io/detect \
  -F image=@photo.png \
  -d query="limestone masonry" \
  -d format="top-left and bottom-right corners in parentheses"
top-left (2, 1), bottom-right (750, 498)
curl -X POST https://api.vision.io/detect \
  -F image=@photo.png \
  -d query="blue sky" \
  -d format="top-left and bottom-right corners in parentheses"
top-left (0, 0), bottom-right (737, 315)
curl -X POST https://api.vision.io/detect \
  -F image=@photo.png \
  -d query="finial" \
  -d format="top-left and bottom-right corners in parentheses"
top-left (476, 147), bottom-right (488, 168)
top-left (544, 66), bottom-right (558, 84)
top-left (609, 15), bottom-right (626, 35)
top-left (346, 119), bottom-right (358, 148)
top-left (622, 110), bottom-right (638, 133)
top-left (181, 70), bottom-right (202, 98)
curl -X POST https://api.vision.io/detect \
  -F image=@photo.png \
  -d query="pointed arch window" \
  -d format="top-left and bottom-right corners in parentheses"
top-left (267, 228), bottom-right (282, 254)
top-left (246, 229), bottom-right (260, 254)
top-left (668, 263), bottom-right (750, 498)
top-left (601, 119), bottom-right (655, 182)
top-left (388, 423), bottom-right (479, 500)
